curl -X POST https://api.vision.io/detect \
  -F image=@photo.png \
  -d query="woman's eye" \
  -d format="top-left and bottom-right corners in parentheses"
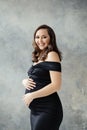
top-left (35, 36), bottom-right (47, 39)
top-left (43, 36), bottom-right (47, 38)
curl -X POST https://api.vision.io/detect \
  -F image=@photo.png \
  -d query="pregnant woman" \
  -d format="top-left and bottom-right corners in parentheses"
top-left (22, 24), bottom-right (63, 130)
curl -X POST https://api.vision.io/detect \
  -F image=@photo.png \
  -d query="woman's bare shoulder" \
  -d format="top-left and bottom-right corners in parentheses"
top-left (46, 51), bottom-right (60, 62)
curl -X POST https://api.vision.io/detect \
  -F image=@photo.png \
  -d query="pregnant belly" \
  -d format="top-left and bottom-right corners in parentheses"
top-left (25, 80), bottom-right (50, 94)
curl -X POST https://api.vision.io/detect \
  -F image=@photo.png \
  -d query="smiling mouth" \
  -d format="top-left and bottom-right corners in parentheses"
top-left (39, 44), bottom-right (44, 46)
top-left (39, 44), bottom-right (45, 46)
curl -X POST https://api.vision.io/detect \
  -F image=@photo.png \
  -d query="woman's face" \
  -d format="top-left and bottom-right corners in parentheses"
top-left (35, 29), bottom-right (50, 50)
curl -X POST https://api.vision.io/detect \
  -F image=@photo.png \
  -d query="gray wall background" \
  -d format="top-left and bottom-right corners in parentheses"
top-left (0, 0), bottom-right (87, 130)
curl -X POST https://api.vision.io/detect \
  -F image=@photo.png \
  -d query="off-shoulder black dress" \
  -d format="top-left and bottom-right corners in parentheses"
top-left (25, 61), bottom-right (63, 130)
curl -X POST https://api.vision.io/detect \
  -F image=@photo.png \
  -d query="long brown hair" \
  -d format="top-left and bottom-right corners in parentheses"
top-left (32, 24), bottom-right (62, 62)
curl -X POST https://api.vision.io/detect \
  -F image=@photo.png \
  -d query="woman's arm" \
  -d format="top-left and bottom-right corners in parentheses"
top-left (31, 51), bottom-right (61, 98)
top-left (32, 71), bottom-right (61, 98)
top-left (23, 51), bottom-right (62, 106)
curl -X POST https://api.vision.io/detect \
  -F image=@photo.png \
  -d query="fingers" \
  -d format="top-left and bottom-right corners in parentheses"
top-left (22, 78), bottom-right (36, 90)
top-left (23, 93), bottom-right (33, 107)
top-left (26, 78), bottom-right (36, 90)
top-left (28, 78), bottom-right (36, 86)
top-left (23, 95), bottom-right (29, 106)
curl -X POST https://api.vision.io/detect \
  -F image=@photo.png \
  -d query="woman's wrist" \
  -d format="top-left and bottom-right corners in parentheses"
top-left (31, 92), bottom-right (36, 100)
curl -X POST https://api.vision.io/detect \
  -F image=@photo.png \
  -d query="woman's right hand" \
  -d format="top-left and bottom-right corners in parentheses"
top-left (22, 78), bottom-right (36, 90)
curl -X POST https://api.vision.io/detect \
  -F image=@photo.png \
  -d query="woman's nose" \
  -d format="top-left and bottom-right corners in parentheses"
top-left (39, 38), bottom-right (42, 42)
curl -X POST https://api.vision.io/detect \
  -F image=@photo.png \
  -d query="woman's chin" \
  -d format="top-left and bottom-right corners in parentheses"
top-left (39, 46), bottom-right (47, 50)
top-left (39, 48), bottom-right (44, 50)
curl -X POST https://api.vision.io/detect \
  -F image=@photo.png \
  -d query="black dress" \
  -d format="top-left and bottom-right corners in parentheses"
top-left (25, 61), bottom-right (63, 130)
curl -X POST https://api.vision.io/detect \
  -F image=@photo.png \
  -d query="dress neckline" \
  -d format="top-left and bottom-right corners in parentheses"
top-left (32, 61), bottom-right (60, 67)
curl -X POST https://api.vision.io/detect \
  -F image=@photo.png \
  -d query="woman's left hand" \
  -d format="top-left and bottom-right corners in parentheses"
top-left (23, 93), bottom-right (33, 107)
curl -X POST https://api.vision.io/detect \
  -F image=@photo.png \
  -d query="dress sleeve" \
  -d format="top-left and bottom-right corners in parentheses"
top-left (42, 61), bottom-right (61, 72)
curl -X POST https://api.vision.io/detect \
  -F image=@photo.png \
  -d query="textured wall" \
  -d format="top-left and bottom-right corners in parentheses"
top-left (0, 0), bottom-right (87, 130)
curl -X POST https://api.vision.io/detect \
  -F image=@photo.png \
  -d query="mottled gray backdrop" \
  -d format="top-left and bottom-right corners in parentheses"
top-left (0, 0), bottom-right (87, 130)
